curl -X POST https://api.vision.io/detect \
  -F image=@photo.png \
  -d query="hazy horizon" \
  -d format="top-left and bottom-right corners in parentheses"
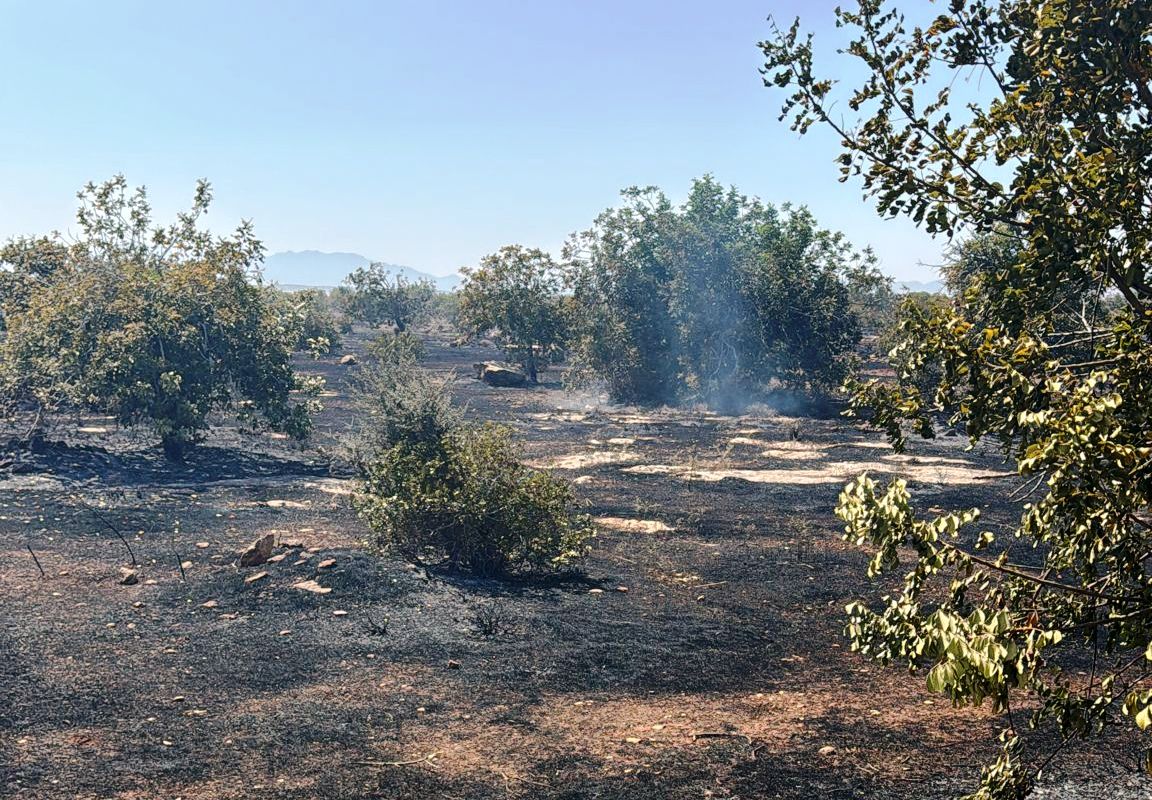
top-left (0, 1), bottom-right (952, 282)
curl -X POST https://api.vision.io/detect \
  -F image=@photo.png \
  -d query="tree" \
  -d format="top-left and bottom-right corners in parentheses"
top-left (0, 176), bottom-right (320, 459)
top-left (763, 2), bottom-right (1152, 796)
top-left (458, 245), bottom-right (568, 383)
top-left (339, 264), bottom-right (434, 332)
top-left (565, 176), bottom-right (883, 407)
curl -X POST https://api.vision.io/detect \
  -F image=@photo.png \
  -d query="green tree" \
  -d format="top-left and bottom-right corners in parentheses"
top-left (565, 176), bottom-right (881, 407)
top-left (339, 264), bottom-right (434, 332)
top-left (0, 176), bottom-right (320, 459)
top-left (458, 245), bottom-right (568, 383)
top-left (763, 2), bottom-right (1152, 795)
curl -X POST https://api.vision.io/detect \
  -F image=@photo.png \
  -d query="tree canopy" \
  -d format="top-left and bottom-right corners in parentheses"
top-left (0, 176), bottom-right (319, 459)
top-left (763, 1), bottom-right (1152, 796)
top-left (565, 175), bottom-right (885, 408)
top-left (338, 264), bottom-right (435, 332)
top-left (458, 245), bottom-right (568, 383)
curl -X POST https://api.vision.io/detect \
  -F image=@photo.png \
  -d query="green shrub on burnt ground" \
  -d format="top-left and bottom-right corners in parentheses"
top-left (349, 334), bottom-right (592, 576)
top-left (0, 176), bottom-right (321, 459)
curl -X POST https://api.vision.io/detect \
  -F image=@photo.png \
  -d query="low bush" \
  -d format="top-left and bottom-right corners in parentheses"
top-left (350, 334), bottom-right (592, 576)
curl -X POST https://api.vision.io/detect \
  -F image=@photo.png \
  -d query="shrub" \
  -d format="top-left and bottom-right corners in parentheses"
top-left (350, 336), bottom-right (592, 576)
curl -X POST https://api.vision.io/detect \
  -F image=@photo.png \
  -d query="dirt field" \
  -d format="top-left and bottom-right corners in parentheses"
top-left (1, 332), bottom-right (1146, 799)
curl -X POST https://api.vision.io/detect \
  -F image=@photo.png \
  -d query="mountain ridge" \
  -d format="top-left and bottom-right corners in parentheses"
top-left (261, 250), bottom-right (460, 291)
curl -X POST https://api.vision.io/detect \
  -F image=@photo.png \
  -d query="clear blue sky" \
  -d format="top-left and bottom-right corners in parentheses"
top-left (0, 0), bottom-right (946, 282)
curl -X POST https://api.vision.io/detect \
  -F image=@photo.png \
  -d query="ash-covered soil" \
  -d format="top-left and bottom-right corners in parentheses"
top-left (0, 332), bottom-right (1145, 799)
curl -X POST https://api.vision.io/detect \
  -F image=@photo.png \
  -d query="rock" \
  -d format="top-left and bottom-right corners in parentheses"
top-left (266, 553), bottom-right (288, 564)
top-left (339, 354), bottom-right (358, 366)
top-left (195, 542), bottom-right (210, 549)
top-left (473, 361), bottom-right (527, 388)
top-left (292, 579), bottom-right (331, 594)
top-left (333, 610), bottom-right (348, 617)
top-left (447, 659), bottom-right (461, 669)
top-left (818, 745), bottom-right (837, 756)
top-left (238, 533), bottom-right (276, 568)
top-left (243, 571), bottom-right (269, 584)
top-left (201, 600), bottom-right (218, 608)
top-left (316, 558), bottom-right (336, 570)
top-left (119, 567), bottom-right (139, 586)
top-left (615, 586), bottom-right (629, 593)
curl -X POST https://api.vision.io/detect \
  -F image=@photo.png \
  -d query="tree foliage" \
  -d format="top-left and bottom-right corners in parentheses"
top-left (458, 245), bottom-right (568, 383)
top-left (565, 176), bottom-right (884, 407)
top-left (0, 176), bottom-right (319, 459)
top-left (339, 264), bottom-right (434, 332)
top-left (763, 1), bottom-right (1152, 795)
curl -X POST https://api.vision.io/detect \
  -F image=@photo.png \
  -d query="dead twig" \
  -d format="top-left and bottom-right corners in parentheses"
top-left (357, 751), bottom-right (440, 768)
top-left (691, 731), bottom-right (753, 745)
top-left (26, 545), bottom-right (45, 579)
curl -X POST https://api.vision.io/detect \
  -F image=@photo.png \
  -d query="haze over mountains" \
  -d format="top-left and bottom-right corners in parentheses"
top-left (261, 250), bottom-right (460, 291)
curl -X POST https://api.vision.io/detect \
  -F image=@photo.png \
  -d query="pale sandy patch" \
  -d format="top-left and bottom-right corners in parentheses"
top-left (529, 451), bottom-right (644, 470)
top-left (623, 459), bottom-right (1009, 486)
top-left (594, 517), bottom-right (674, 534)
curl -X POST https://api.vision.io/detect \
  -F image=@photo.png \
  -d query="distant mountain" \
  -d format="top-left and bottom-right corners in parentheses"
top-left (261, 250), bottom-right (460, 291)
top-left (893, 278), bottom-right (946, 294)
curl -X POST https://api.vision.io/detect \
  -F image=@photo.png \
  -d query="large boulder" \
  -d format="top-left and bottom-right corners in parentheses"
top-left (473, 361), bottom-right (527, 388)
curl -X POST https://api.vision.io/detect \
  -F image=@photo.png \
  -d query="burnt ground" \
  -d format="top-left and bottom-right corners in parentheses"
top-left (0, 331), bottom-right (1148, 800)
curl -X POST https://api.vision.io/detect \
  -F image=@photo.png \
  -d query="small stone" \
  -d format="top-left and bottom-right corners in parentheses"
top-left (615, 586), bottom-right (629, 593)
top-left (625, 737), bottom-right (641, 744)
top-left (306, 546), bottom-right (323, 554)
top-left (171, 696), bottom-right (185, 703)
top-left (588, 588), bottom-right (604, 594)
top-left (818, 745), bottom-right (837, 756)
top-left (201, 600), bottom-right (218, 609)
top-left (162, 740), bottom-right (174, 747)
top-left (266, 553), bottom-right (288, 563)
top-left (332, 610), bottom-right (348, 617)
top-left (238, 533), bottom-right (276, 568)
top-left (339, 353), bottom-right (358, 366)
top-left (243, 571), bottom-right (269, 584)
top-left (195, 542), bottom-right (210, 549)
top-left (447, 659), bottom-right (461, 669)
top-left (132, 601), bottom-right (145, 608)
top-left (279, 630), bottom-right (291, 636)
top-left (186, 709), bottom-right (208, 717)
top-left (316, 558), bottom-right (336, 570)
top-left (291, 579), bottom-right (331, 595)
top-left (292, 559), bottom-right (308, 567)
top-left (180, 560), bottom-right (192, 570)
top-left (119, 567), bottom-right (139, 586)
top-left (144, 579), bottom-right (158, 585)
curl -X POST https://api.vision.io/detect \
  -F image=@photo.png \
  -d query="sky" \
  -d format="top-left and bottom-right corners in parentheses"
top-left (0, 0), bottom-right (951, 283)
